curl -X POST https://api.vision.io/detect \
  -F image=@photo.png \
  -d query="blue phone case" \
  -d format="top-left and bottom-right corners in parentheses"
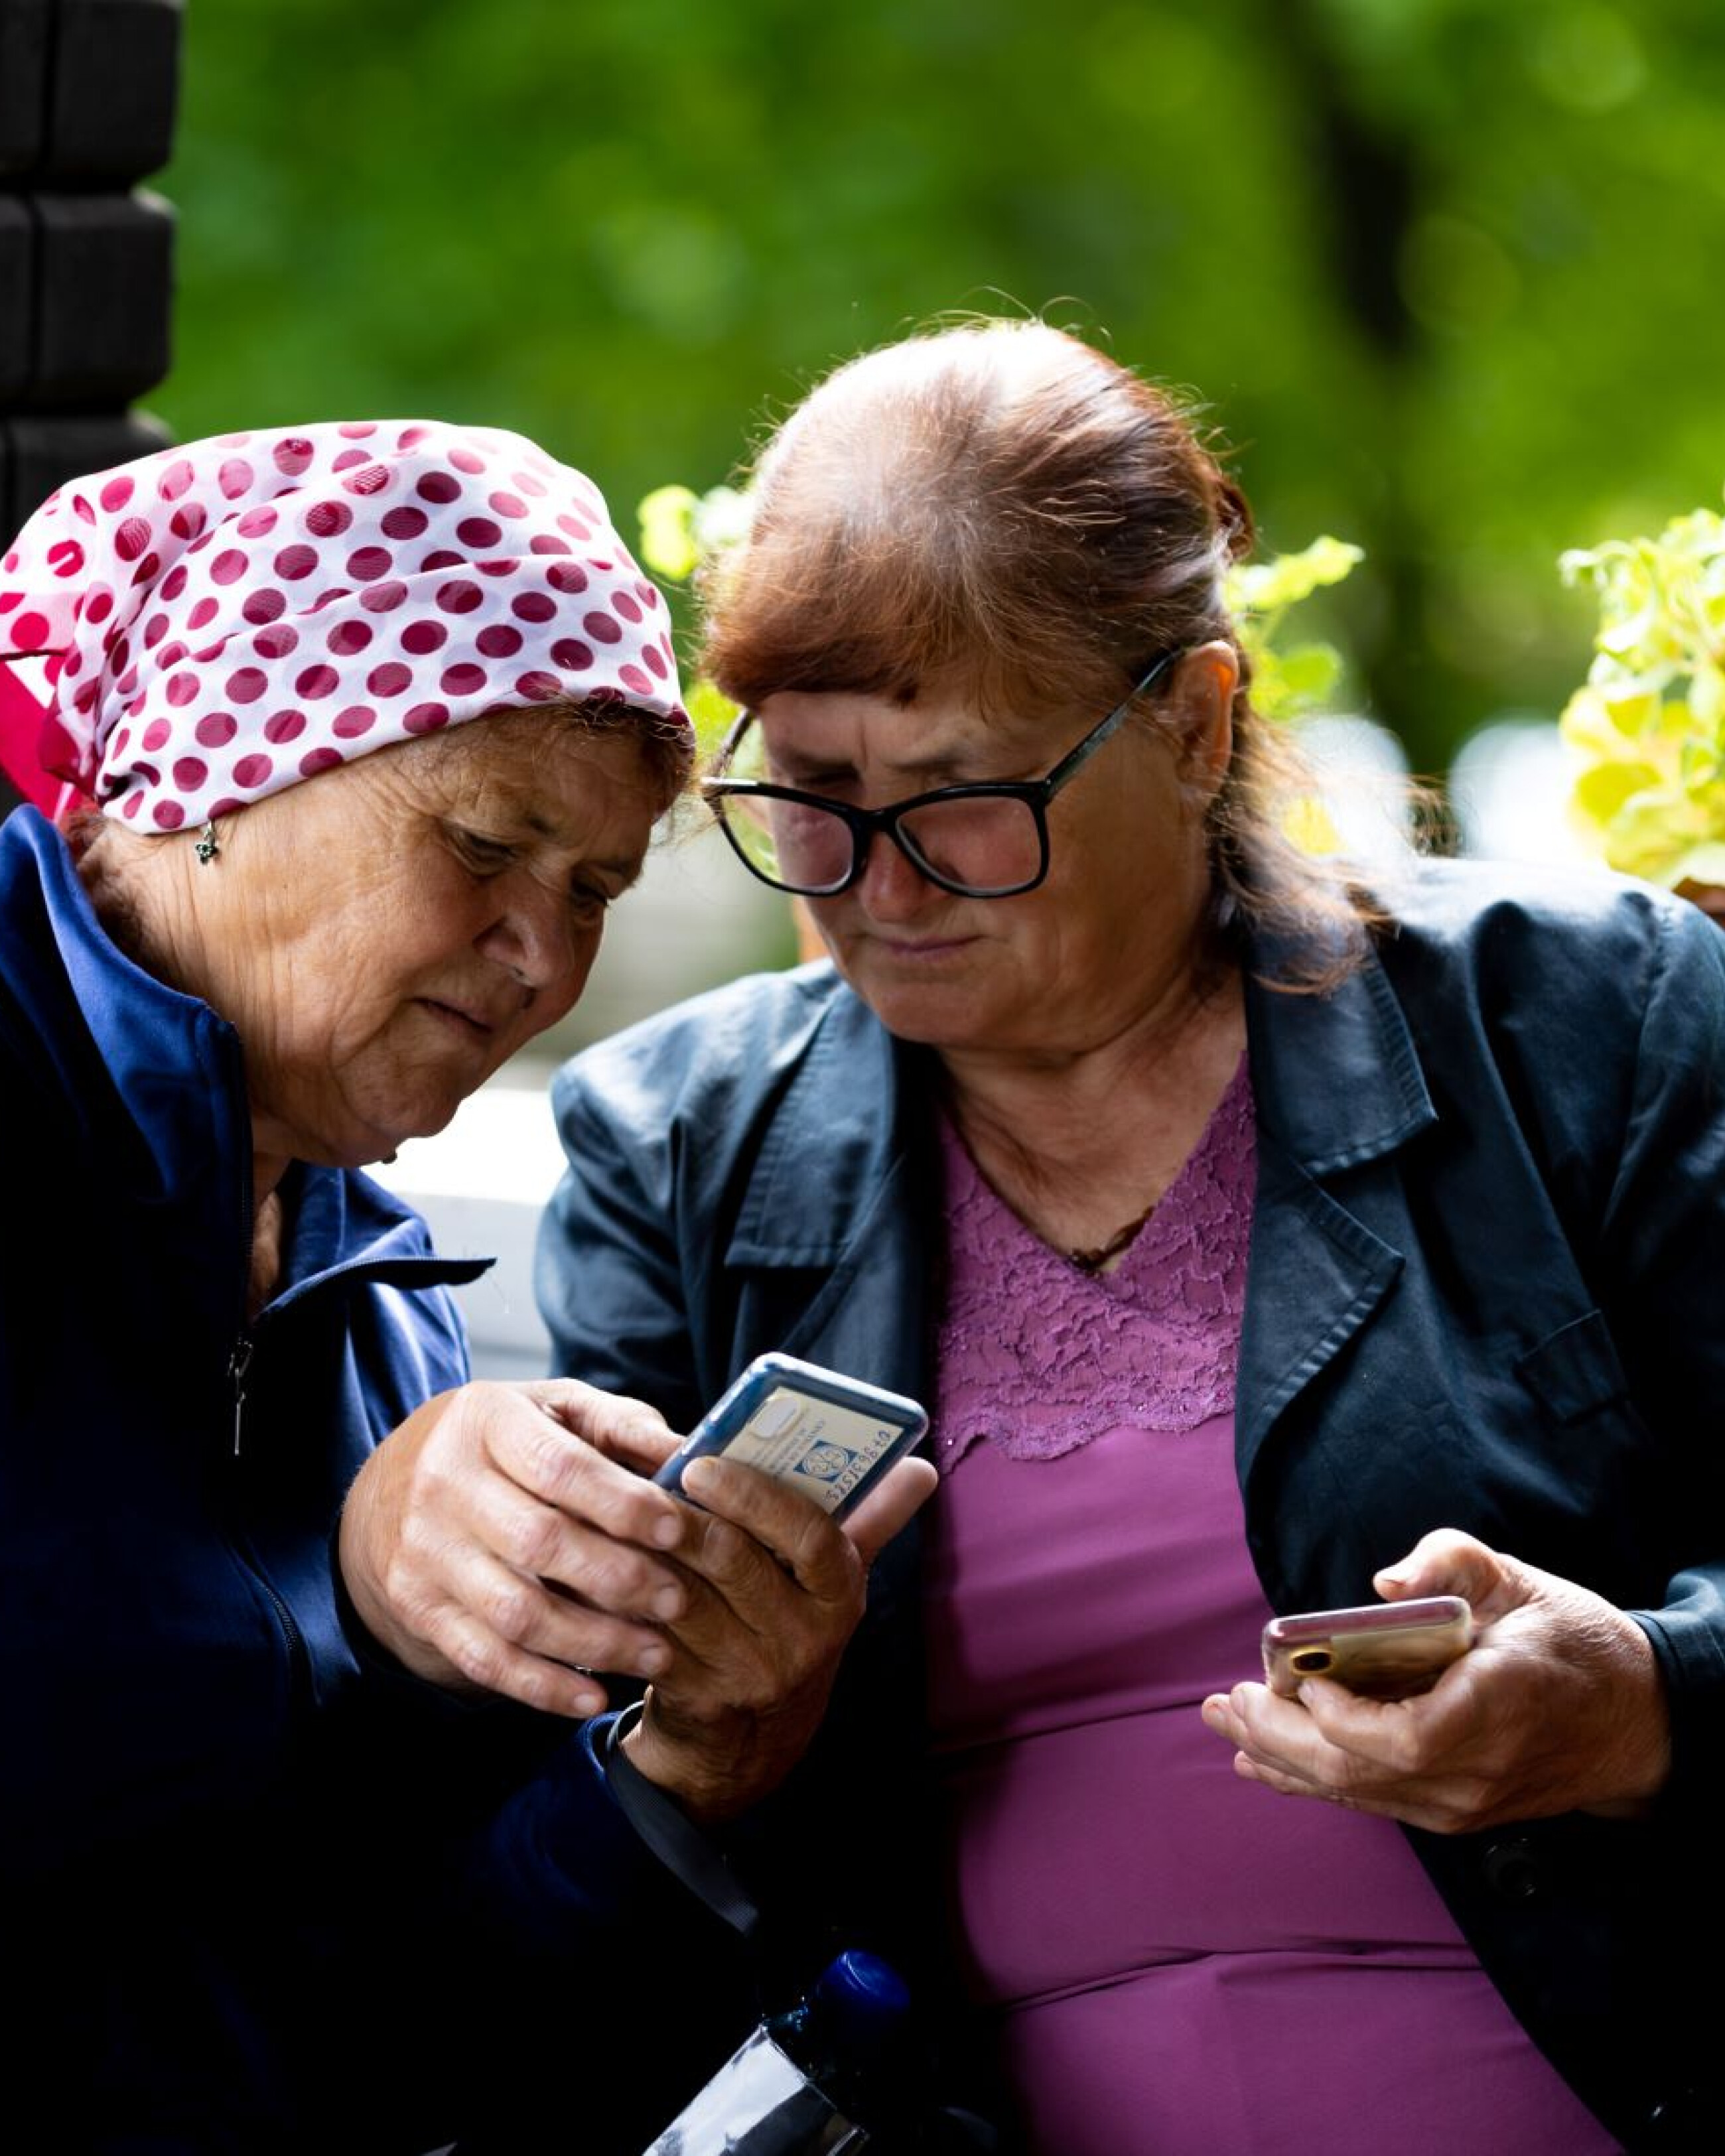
top-left (654, 1353), bottom-right (928, 1520)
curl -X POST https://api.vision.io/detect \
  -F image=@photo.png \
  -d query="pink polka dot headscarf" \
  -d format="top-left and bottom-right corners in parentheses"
top-left (0, 420), bottom-right (689, 829)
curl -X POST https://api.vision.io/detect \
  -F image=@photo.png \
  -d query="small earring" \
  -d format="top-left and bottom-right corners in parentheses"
top-left (194, 820), bottom-right (220, 865)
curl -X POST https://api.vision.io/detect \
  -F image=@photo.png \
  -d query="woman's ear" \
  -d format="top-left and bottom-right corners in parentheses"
top-left (1167, 640), bottom-right (1237, 803)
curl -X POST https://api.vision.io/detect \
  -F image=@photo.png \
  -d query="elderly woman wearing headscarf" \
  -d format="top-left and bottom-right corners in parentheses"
top-left (0, 423), bottom-right (933, 2153)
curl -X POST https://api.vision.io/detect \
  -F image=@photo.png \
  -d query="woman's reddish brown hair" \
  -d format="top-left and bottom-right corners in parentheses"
top-left (699, 319), bottom-right (1370, 974)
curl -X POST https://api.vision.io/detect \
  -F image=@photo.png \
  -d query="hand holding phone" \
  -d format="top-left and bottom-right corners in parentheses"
top-left (1261, 1595), bottom-right (1473, 1701)
top-left (654, 1353), bottom-right (929, 1522)
top-left (629, 1357), bottom-right (935, 1820)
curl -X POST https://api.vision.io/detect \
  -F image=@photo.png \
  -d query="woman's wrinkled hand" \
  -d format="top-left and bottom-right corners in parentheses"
top-left (338, 1379), bottom-right (691, 1719)
top-left (1200, 1528), bottom-right (1671, 1834)
top-left (621, 1452), bottom-right (939, 1822)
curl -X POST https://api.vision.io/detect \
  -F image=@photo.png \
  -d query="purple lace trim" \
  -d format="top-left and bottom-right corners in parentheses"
top-left (933, 1057), bottom-right (1255, 1469)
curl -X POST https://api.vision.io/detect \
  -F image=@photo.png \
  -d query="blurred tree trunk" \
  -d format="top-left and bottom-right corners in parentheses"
top-left (1271, 0), bottom-right (1456, 789)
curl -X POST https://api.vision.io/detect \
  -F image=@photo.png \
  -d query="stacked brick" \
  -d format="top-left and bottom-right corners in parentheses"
top-left (1, 0), bottom-right (182, 542)
top-left (0, 0), bottom-right (181, 809)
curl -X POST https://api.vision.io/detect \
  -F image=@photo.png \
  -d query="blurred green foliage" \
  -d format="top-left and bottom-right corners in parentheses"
top-left (155, 0), bottom-right (1725, 777)
top-left (1560, 500), bottom-right (1725, 885)
top-left (1225, 537), bottom-right (1367, 723)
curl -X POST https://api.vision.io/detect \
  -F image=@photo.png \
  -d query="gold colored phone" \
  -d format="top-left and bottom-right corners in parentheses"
top-left (1261, 1596), bottom-right (1473, 1701)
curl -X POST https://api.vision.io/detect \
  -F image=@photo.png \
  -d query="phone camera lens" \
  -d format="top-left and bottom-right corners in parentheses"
top-left (1290, 1648), bottom-right (1333, 1675)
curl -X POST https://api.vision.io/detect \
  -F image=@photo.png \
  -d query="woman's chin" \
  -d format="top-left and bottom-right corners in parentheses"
top-left (360, 1093), bottom-right (468, 1165)
top-left (845, 978), bottom-right (1009, 1055)
top-left (829, 937), bottom-right (998, 1039)
top-left (259, 1082), bottom-right (474, 1174)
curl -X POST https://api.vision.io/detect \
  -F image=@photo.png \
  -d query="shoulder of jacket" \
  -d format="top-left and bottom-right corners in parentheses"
top-left (1371, 854), bottom-right (1706, 977)
top-left (550, 961), bottom-right (878, 1120)
top-left (1350, 858), bottom-right (1725, 1099)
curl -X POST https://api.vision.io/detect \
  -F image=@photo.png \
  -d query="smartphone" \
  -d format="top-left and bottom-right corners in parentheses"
top-left (654, 1353), bottom-right (929, 1522)
top-left (1261, 1595), bottom-right (1473, 1701)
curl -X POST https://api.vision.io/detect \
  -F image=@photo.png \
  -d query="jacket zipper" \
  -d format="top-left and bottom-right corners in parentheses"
top-left (224, 1328), bottom-right (308, 1690)
top-left (228, 1335), bottom-right (253, 1459)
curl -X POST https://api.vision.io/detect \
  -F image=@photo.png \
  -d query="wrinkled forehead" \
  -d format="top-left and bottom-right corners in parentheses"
top-left (381, 700), bottom-right (672, 811)
top-left (750, 677), bottom-right (1090, 777)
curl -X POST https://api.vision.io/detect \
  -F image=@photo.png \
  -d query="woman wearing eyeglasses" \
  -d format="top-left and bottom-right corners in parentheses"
top-left (521, 322), bottom-right (1724, 2153)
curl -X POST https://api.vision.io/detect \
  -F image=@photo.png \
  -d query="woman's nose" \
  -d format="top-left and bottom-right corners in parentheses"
top-left (480, 880), bottom-right (587, 1006)
top-left (853, 828), bottom-right (937, 920)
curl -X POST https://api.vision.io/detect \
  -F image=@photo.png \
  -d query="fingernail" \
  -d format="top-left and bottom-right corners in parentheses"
top-left (652, 1584), bottom-right (683, 1621)
top-left (638, 1641), bottom-right (669, 1677)
top-left (572, 1689), bottom-right (603, 1718)
top-left (651, 1509), bottom-right (683, 1548)
top-left (683, 1458), bottom-right (719, 1499)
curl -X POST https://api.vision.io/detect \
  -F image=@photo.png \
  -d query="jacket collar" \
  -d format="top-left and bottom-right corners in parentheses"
top-left (3, 807), bottom-right (253, 1209)
top-left (724, 920), bottom-right (1439, 1268)
top-left (1233, 921), bottom-right (1438, 1556)
top-left (726, 970), bottom-right (920, 1269)
top-left (1243, 921), bottom-right (1436, 1174)
top-left (269, 1160), bottom-right (492, 1314)
top-left (3, 807), bottom-right (484, 1299)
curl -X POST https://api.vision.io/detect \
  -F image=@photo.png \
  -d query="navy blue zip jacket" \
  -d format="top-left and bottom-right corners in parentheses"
top-left (0, 808), bottom-right (704, 2152)
top-left (539, 857), bottom-right (1725, 2154)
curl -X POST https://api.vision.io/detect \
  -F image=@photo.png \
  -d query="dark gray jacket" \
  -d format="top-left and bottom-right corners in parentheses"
top-left (540, 856), bottom-right (1725, 2152)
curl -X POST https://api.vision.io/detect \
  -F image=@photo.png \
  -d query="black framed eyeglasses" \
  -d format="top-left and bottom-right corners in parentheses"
top-left (702, 649), bottom-right (1180, 901)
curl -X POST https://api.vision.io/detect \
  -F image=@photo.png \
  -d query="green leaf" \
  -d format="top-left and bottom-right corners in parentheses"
top-left (1225, 535), bottom-right (1364, 616)
top-left (1679, 735), bottom-right (1724, 791)
top-left (1562, 488), bottom-right (1725, 880)
top-left (1222, 535), bottom-right (1364, 725)
top-left (1273, 643), bottom-right (1344, 700)
top-left (1573, 760), bottom-right (1662, 825)
top-left (637, 485), bottom-right (701, 581)
top-left (1280, 794), bottom-right (1343, 855)
top-left (686, 675), bottom-right (742, 760)
top-left (1665, 841), bottom-right (1725, 889)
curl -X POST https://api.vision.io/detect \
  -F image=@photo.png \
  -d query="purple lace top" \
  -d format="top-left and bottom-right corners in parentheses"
top-left (921, 1059), bottom-right (1620, 2155)
top-left (934, 1055), bottom-right (1254, 1469)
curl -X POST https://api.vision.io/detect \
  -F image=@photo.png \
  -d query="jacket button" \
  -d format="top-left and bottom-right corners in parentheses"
top-left (1481, 1836), bottom-right (1543, 1901)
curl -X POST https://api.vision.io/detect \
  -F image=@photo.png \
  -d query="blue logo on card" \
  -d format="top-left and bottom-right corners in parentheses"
top-left (799, 1442), bottom-right (858, 1484)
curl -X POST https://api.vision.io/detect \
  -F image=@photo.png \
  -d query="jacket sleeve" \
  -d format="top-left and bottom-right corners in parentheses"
top-left (1598, 898), bottom-right (1725, 1807)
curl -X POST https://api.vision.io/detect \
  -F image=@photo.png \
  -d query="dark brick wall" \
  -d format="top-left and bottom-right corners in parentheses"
top-left (0, 0), bottom-right (182, 807)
